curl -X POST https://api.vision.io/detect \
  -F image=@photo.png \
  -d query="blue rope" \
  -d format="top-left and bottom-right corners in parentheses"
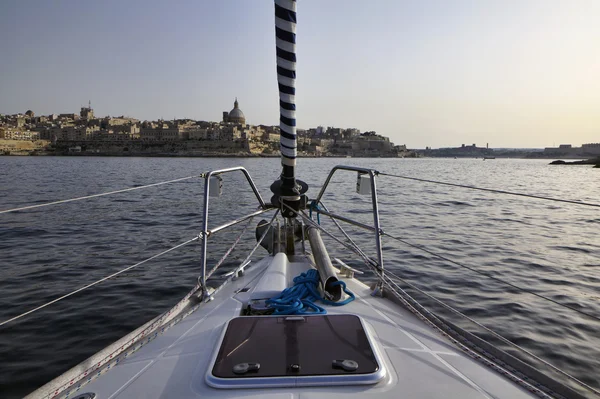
top-left (324, 280), bottom-right (355, 306)
top-left (308, 200), bottom-right (321, 225)
top-left (265, 269), bottom-right (355, 315)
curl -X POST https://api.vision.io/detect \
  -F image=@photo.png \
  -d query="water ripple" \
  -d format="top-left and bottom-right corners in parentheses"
top-left (0, 157), bottom-right (599, 398)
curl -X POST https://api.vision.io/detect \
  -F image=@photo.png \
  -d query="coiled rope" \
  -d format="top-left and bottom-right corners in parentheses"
top-left (266, 269), bottom-right (354, 315)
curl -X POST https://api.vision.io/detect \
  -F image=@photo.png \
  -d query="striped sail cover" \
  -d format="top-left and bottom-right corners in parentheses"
top-left (275, 0), bottom-right (297, 167)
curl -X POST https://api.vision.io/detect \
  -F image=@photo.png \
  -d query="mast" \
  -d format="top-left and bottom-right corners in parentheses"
top-left (270, 0), bottom-right (308, 219)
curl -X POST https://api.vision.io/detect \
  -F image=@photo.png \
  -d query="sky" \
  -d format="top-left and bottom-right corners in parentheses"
top-left (1, 0), bottom-right (598, 148)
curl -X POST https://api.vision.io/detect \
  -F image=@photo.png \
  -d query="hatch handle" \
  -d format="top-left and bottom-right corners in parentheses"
top-left (332, 359), bottom-right (359, 371)
top-left (232, 362), bottom-right (260, 375)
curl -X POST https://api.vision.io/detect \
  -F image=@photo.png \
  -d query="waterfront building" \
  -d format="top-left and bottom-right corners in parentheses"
top-left (58, 113), bottom-right (79, 120)
top-left (352, 136), bottom-right (392, 152)
top-left (102, 116), bottom-right (139, 128)
top-left (343, 128), bottom-right (360, 138)
top-left (206, 128), bottom-right (221, 141)
top-left (93, 129), bottom-right (137, 141)
top-left (222, 98), bottom-right (246, 125)
top-left (427, 144), bottom-right (494, 157)
top-left (0, 128), bottom-right (40, 140)
top-left (581, 143), bottom-right (600, 156)
top-left (263, 132), bottom-right (280, 143)
top-left (241, 125), bottom-right (264, 141)
top-left (543, 144), bottom-right (579, 156)
top-left (157, 123), bottom-right (179, 141)
top-left (55, 125), bottom-right (99, 141)
top-left (80, 101), bottom-right (94, 120)
top-left (219, 125), bottom-right (242, 141)
top-left (311, 137), bottom-right (333, 147)
top-left (139, 122), bottom-right (183, 142)
top-left (139, 123), bottom-right (159, 141)
top-left (110, 124), bottom-right (140, 139)
top-left (188, 128), bottom-right (208, 140)
top-left (177, 123), bottom-right (205, 140)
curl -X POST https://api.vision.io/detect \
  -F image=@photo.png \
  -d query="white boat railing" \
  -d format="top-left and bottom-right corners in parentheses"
top-left (17, 167), bottom-right (283, 399)
top-left (197, 166), bottom-right (274, 299)
top-left (3, 163), bottom-right (600, 398)
top-left (299, 164), bottom-right (600, 399)
top-left (0, 167), bottom-right (278, 329)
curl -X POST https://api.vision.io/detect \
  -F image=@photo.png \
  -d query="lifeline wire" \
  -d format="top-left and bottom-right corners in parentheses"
top-left (316, 201), bottom-right (378, 267)
top-left (0, 236), bottom-right (199, 328)
top-left (0, 175), bottom-right (203, 215)
top-left (382, 232), bottom-right (600, 324)
top-left (298, 208), bottom-right (377, 268)
top-left (303, 214), bottom-right (598, 396)
top-left (379, 268), bottom-right (600, 397)
top-left (378, 172), bottom-right (600, 208)
top-left (205, 215), bottom-right (256, 280)
top-left (207, 209), bottom-right (281, 300)
top-left (306, 198), bottom-right (600, 324)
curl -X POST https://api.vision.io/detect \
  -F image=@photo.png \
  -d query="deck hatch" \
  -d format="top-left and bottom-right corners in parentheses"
top-left (207, 314), bottom-right (385, 388)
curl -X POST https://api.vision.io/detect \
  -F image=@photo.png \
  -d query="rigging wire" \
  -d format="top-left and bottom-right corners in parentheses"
top-left (378, 172), bottom-right (600, 209)
top-left (0, 174), bottom-right (203, 215)
top-left (298, 210), bottom-right (599, 396)
top-left (207, 209), bottom-right (281, 299)
top-left (306, 191), bottom-right (600, 323)
top-left (378, 273), bottom-right (551, 399)
top-left (0, 236), bottom-right (199, 328)
top-left (205, 215), bottom-right (255, 281)
top-left (379, 268), bottom-right (600, 397)
top-left (382, 232), bottom-right (600, 323)
top-left (299, 209), bottom-right (378, 268)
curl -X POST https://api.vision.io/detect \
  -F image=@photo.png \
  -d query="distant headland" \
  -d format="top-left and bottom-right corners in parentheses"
top-left (550, 158), bottom-right (600, 167)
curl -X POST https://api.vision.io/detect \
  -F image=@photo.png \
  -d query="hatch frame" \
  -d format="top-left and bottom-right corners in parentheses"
top-left (205, 314), bottom-right (387, 389)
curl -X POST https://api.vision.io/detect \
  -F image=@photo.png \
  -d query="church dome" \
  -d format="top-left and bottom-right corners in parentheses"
top-left (229, 108), bottom-right (245, 119)
top-left (227, 98), bottom-right (246, 124)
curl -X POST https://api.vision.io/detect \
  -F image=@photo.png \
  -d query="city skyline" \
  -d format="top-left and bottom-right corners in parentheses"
top-left (1, 0), bottom-right (598, 148)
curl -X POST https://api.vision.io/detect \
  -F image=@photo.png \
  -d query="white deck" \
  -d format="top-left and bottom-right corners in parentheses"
top-left (78, 254), bottom-right (538, 399)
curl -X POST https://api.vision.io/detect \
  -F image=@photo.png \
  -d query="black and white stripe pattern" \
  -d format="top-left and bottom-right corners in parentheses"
top-left (275, 0), bottom-right (297, 168)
